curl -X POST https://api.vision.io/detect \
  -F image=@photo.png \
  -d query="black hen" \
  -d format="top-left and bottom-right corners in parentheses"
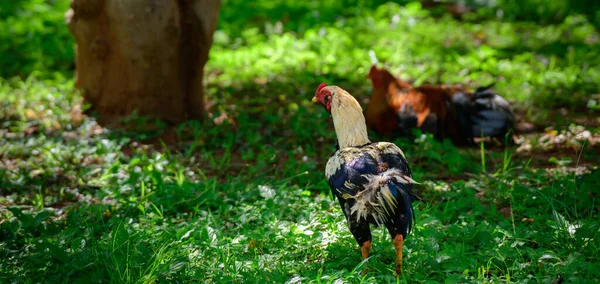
top-left (452, 83), bottom-right (515, 145)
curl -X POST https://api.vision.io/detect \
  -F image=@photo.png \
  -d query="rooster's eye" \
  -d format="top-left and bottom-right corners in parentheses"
top-left (324, 95), bottom-right (330, 102)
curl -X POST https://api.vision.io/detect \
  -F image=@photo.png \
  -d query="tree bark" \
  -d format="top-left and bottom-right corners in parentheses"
top-left (66, 0), bottom-right (221, 128)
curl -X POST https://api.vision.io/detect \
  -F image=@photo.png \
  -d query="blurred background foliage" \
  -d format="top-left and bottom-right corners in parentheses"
top-left (1, 0), bottom-right (599, 115)
top-left (0, 0), bottom-right (72, 77)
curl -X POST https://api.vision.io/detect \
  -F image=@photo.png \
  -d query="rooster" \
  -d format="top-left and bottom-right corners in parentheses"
top-left (312, 83), bottom-right (420, 275)
top-left (366, 64), bottom-right (515, 145)
top-left (366, 65), bottom-right (457, 141)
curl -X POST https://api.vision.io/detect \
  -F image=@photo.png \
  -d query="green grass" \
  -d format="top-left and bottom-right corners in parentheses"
top-left (209, 1), bottom-right (600, 121)
top-left (2, 1), bottom-right (600, 283)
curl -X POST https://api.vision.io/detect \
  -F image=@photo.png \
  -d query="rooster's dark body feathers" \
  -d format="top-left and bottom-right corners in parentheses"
top-left (326, 142), bottom-right (420, 245)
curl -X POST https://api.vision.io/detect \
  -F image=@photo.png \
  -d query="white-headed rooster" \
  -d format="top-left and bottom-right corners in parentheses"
top-left (312, 83), bottom-right (421, 275)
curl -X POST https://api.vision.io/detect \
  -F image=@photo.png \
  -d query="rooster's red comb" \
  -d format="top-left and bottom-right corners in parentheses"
top-left (369, 65), bottom-right (378, 76)
top-left (317, 82), bottom-right (327, 93)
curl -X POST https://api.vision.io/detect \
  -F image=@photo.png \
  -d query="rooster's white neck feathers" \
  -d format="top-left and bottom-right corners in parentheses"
top-left (329, 87), bottom-right (371, 148)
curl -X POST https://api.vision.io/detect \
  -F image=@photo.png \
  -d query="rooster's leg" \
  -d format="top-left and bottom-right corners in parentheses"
top-left (359, 240), bottom-right (371, 274)
top-left (361, 240), bottom-right (371, 260)
top-left (393, 234), bottom-right (404, 275)
top-left (349, 220), bottom-right (371, 275)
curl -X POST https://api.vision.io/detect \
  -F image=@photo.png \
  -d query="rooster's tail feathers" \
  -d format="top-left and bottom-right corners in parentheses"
top-left (351, 171), bottom-right (418, 228)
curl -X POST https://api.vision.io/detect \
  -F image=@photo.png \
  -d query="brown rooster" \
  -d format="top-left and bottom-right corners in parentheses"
top-left (366, 65), bottom-right (515, 145)
top-left (366, 65), bottom-right (458, 141)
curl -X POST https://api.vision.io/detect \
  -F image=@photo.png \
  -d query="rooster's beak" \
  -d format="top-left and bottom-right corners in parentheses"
top-left (311, 96), bottom-right (318, 103)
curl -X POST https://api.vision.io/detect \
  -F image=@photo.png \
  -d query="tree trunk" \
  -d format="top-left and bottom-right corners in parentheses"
top-left (65, 0), bottom-right (221, 128)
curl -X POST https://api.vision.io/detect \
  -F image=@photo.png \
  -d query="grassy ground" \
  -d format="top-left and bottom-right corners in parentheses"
top-left (2, 1), bottom-right (600, 283)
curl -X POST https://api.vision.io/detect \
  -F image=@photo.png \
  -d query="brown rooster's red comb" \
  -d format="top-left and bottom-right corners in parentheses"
top-left (317, 82), bottom-right (327, 93)
top-left (369, 65), bottom-right (378, 76)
